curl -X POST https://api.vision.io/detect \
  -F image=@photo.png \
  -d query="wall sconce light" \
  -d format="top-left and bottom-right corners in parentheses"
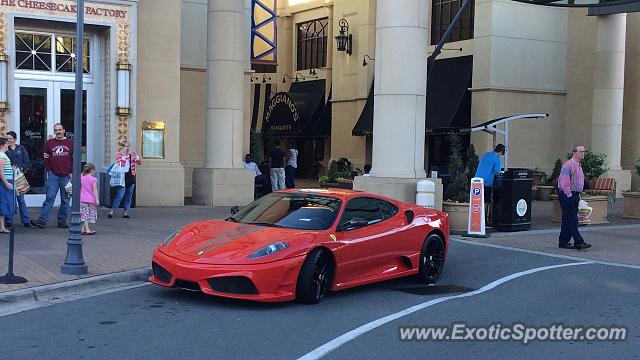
top-left (262, 74), bottom-right (273, 83)
top-left (0, 54), bottom-right (8, 111)
top-left (116, 62), bottom-right (131, 116)
top-left (283, 73), bottom-right (306, 83)
top-left (308, 68), bottom-right (317, 76)
top-left (362, 55), bottom-right (375, 67)
top-left (335, 19), bottom-right (352, 55)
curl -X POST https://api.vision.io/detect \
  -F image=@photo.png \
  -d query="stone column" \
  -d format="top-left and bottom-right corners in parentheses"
top-left (592, 14), bottom-right (630, 196)
top-left (193, 0), bottom-right (254, 206)
top-left (354, 0), bottom-right (438, 204)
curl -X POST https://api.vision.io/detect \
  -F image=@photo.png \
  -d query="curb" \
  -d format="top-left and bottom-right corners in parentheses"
top-left (0, 267), bottom-right (152, 308)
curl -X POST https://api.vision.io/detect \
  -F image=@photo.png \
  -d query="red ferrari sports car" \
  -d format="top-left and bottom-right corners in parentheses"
top-left (150, 189), bottom-right (448, 304)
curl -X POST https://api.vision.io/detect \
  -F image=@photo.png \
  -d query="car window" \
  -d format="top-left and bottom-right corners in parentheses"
top-left (230, 193), bottom-right (341, 230)
top-left (339, 197), bottom-right (398, 227)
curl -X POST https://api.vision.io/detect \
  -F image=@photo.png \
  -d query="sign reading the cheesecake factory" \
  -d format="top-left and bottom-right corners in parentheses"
top-left (0, 0), bottom-right (127, 19)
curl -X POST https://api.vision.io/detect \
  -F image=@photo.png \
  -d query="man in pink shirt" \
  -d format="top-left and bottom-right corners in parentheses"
top-left (557, 145), bottom-right (592, 250)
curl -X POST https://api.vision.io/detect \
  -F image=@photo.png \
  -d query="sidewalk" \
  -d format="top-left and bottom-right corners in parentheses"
top-left (0, 205), bottom-right (232, 294)
top-left (1, 199), bottom-right (638, 297)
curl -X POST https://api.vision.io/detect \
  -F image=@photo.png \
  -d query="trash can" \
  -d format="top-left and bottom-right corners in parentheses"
top-left (492, 168), bottom-right (532, 232)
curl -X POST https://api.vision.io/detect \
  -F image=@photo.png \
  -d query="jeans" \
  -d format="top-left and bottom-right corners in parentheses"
top-left (558, 191), bottom-right (585, 246)
top-left (270, 168), bottom-right (285, 191)
top-left (113, 184), bottom-right (135, 212)
top-left (285, 165), bottom-right (297, 189)
top-left (38, 173), bottom-right (70, 224)
top-left (16, 193), bottom-right (29, 224)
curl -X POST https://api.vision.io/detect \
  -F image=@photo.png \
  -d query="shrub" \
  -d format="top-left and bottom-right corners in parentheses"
top-left (565, 151), bottom-right (608, 180)
top-left (547, 158), bottom-right (562, 186)
top-left (321, 159), bottom-right (353, 183)
top-left (635, 158), bottom-right (640, 177)
top-left (444, 134), bottom-right (477, 203)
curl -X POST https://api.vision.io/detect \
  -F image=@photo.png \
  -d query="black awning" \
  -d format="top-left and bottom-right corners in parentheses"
top-left (426, 55), bottom-right (473, 133)
top-left (352, 81), bottom-right (374, 136)
top-left (262, 80), bottom-right (326, 137)
top-left (301, 88), bottom-right (331, 137)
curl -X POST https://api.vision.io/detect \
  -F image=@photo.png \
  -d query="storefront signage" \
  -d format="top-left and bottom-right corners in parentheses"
top-left (467, 177), bottom-right (486, 237)
top-left (264, 92), bottom-right (301, 135)
top-left (0, 0), bottom-right (127, 19)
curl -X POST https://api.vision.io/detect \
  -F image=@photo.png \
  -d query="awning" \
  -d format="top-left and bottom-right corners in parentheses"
top-left (425, 55), bottom-right (473, 133)
top-left (352, 82), bottom-right (374, 136)
top-left (352, 55), bottom-right (473, 136)
top-left (262, 79), bottom-right (327, 137)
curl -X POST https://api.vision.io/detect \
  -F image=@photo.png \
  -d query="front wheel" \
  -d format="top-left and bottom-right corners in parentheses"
top-left (417, 233), bottom-right (446, 284)
top-left (296, 249), bottom-right (331, 304)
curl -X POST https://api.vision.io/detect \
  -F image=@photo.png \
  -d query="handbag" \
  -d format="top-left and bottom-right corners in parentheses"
top-left (14, 168), bottom-right (30, 195)
top-left (109, 163), bottom-right (125, 188)
top-left (64, 181), bottom-right (73, 197)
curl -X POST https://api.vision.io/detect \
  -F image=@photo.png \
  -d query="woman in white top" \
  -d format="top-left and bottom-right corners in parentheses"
top-left (285, 141), bottom-right (298, 189)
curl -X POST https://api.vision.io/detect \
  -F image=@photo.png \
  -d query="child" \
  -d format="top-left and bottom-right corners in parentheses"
top-left (80, 163), bottom-right (99, 235)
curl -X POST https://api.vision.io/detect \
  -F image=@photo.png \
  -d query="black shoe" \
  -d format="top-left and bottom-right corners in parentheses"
top-left (559, 243), bottom-right (575, 249)
top-left (23, 222), bottom-right (31, 227)
top-left (30, 220), bottom-right (46, 229)
top-left (575, 242), bottom-right (592, 250)
top-left (108, 213), bottom-right (113, 218)
top-left (57, 222), bottom-right (69, 229)
top-left (123, 214), bottom-right (130, 218)
top-left (6, 223), bottom-right (11, 229)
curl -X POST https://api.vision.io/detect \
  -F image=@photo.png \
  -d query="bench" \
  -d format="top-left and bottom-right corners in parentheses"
top-left (586, 178), bottom-right (616, 198)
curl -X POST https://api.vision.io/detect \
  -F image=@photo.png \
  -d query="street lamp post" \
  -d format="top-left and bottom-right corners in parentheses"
top-left (61, 0), bottom-right (87, 275)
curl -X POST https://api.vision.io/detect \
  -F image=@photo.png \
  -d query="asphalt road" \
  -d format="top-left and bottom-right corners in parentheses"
top-left (1, 240), bottom-right (638, 360)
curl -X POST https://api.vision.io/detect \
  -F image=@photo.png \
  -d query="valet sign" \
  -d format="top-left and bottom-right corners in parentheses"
top-left (467, 177), bottom-right (486, 237)
top-left (0, 0), bottom-right (128, 18)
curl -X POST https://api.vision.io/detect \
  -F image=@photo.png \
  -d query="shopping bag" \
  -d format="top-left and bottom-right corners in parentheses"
top-left (14, 168), bottom-right (30, 195)
top-left (64, 181), bottom-right (73, 197)
top-left (109, 163), bottom-right (125, 188)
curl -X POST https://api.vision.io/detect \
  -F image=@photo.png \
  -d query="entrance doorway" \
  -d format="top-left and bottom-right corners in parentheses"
top-left (15, 79), bottom-right (93, 207)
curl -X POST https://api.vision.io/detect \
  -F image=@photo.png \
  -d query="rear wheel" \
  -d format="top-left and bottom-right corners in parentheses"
top-left (417, 233), bottom-right (445, 283)
top-left (296, 249), bottom-right (331, 304)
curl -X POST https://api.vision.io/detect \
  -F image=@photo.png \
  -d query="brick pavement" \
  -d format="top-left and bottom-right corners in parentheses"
top-left (0, 205), bottom-right (231, 293)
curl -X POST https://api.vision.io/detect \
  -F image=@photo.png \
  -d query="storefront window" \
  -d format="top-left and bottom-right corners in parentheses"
top-left (431, 0), bottom-right (474, 45)
top-left (296, 18), bottom-right (328, 70)
top-left (15, 32), bottom-right (90, 74)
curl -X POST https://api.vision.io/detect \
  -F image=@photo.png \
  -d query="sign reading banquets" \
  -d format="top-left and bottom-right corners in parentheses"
top-left (0, 0), bottom-right (128, 19)
top-left (264, 92), bottom-right (300, 135)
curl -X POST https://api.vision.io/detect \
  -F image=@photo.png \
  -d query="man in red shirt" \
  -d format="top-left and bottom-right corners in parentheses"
top-left (31, 123), bottom-right (73, 229)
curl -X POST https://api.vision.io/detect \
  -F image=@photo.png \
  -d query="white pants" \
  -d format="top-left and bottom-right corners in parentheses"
top-left (270, 168), bottom-right (285, 191)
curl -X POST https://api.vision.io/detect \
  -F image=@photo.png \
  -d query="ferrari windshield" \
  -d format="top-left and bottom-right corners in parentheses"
top-left (230, 193), bottom-right (342, 230)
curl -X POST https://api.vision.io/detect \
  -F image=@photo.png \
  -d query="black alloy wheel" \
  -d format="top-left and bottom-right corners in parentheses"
top-left (417, 233), bottom-right (446, 283)
top-left (296, 249), bottom-right (331, 304)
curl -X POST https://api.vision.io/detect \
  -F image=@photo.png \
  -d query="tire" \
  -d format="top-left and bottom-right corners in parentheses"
top-left (296, 249), bottom-right (331, 304)
top-left (416, 233), bottom-right (446, 284)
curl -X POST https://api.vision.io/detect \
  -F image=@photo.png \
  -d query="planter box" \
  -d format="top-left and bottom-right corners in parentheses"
top-left (551, 194), bottom-right (609, 225)
top-left (442, 201), bottom-right (469, 233)
top-left (535, 185), bottom-right (554, 201)
top-left (622, 192), bottom-right (640, 219)
top-left (319, 182), bottom-right (353, 190)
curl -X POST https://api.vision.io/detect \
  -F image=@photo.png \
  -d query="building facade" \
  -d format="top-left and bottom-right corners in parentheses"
top-left (2, 0), bottom-right (637, 207)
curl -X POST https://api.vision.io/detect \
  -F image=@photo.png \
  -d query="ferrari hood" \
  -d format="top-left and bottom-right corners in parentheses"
top-left (164, 220), bottom-right (310, 263)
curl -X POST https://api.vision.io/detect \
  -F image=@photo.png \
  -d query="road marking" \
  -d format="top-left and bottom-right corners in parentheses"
top-left (297, 261), bottom-right (592, 360)
top-left (452, 238), bottom-right (640, 270)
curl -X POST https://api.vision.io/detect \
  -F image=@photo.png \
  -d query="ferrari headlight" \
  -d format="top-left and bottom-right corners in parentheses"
top-left (161, 228), bottom-right (182, 246)
top-left (248, 242), bottom-right (288, 259)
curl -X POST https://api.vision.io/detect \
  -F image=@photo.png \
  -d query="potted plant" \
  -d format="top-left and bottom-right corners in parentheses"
top-left (622, 157), bottom-right (640, 219)
top-left (536, 159), bottom-right (560, 201)
top-left (442, 135), bottom-right (477, 232)
top-left (318, 159), bottom-right (354, 189)
top-left (532, 167), bottom-right (545, 186)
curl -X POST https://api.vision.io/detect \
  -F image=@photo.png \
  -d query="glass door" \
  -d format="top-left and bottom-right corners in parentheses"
top-left (15, 80), bottom-right (55, 206)
top-left (54, 82), bottom-right (93, 164)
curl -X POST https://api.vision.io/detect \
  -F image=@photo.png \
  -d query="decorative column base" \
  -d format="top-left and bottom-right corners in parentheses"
top-left (192, 168), bottom-right (254, 207)
top-left (135, 163), bottom-right (185, 206)
top-left (353, 176), bottom-right (443, 210)
top-left (605, 169), bottom-right (631, 198)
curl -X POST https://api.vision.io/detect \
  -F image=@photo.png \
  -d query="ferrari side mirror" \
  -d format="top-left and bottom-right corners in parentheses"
top-left (336, 217), bottom-right (368, 231)
top-left (230, 206), bottom-right (240, 215)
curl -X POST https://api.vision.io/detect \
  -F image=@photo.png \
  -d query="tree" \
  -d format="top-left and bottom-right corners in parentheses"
top-left (445, 134), bottom-right (472, 203)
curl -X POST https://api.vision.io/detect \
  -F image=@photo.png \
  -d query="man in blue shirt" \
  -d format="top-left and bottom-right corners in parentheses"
top-left (474, 144), bottom-right (505, 224)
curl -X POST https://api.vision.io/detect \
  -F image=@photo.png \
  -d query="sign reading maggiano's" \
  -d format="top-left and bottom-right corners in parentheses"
top-left (264, 92), bottom-right (300, 134)
top-left (0, 0), bottom-right (128, 19)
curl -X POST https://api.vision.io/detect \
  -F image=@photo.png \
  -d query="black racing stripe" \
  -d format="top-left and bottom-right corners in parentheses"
top-left (194, 224), bottom-right (252, 254)
top-left (202, 225), bottom-right (264, 254)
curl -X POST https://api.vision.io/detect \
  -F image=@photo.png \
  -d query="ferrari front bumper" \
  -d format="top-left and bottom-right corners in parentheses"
top-left (150, 248), bottom-right (306, 302)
